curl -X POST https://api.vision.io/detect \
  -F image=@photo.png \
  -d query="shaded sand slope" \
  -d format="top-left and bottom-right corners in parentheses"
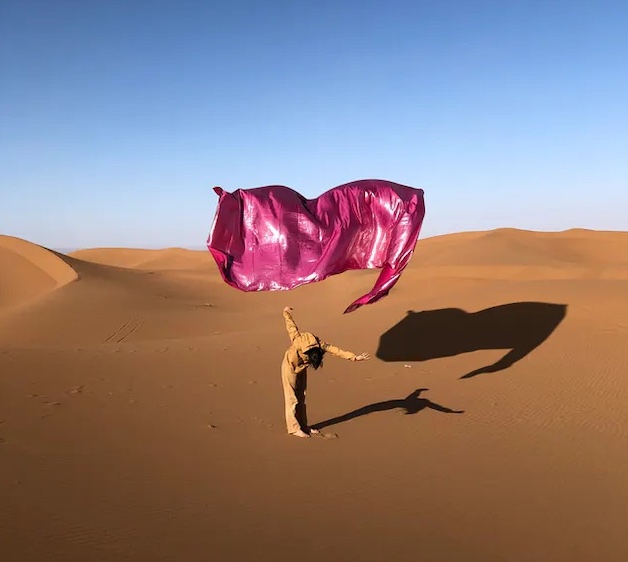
top-left (1, 229), bottom-right (628, 562)
top-left (0, 245), bottom-right (236, 347)
top-left (0, 235), bottom-right (78, 311)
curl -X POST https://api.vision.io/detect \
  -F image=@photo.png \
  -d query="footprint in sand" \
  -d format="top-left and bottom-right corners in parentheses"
top-left (314, 432), bottom-right (338, 440)
top-left (66, 385), bottom-right (84, 395)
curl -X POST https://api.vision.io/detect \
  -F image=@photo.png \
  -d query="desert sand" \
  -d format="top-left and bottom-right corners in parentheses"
top-left (1, 228), bottom-right (628, 562)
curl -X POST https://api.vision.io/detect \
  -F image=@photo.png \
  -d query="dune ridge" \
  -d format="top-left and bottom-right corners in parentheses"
top-left (409, 228), bottom-right (628, 280)
top-left (0, 235), bottom-right (78, 311)
top-left (70, 228), bottom-right (628, 273)
top-left (70, 247), bottom-right (212, 271)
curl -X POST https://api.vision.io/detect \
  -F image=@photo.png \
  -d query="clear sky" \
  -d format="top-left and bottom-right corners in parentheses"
top-left (1, 0), bottom-right (627, 250)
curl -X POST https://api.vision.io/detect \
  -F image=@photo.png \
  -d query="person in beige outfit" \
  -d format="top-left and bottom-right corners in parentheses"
top-left (281, 307), bottom-right (370, 438)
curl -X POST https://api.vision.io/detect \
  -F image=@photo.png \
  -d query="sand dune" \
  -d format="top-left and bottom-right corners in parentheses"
top-left (418, 228), bottom-right (628, 265)
top-left (71, 247), bottom-right (213, 271)
top-left (1, 228), bottom-right (628, 562)
top-left (0, 235), bottom-right (78, 311)
top-left (410, 228), bottom-right (628, 280)
top-left (72, 228), bottom-right (628, 274)
top-left (0, 243), bottom-right (225, 347)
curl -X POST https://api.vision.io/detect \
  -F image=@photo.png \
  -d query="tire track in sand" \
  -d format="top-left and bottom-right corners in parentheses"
top-left (104, 318), bottom-right (144, 344)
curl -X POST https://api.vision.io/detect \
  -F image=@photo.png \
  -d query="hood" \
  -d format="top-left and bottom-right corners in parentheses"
top-left (298, 332), bottom-right (321, 352)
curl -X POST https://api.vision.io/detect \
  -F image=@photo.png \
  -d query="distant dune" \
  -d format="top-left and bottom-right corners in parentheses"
top-left (0, 235), bottom-right (78, 311)
top-left (416, 228), bottom-right (628, 264)
top-left (69, 228), bottom-right (628, 276)
top-left (410, 228), bottom-right (628, 279)
top-left (70, 247), bottom-right (213, 271)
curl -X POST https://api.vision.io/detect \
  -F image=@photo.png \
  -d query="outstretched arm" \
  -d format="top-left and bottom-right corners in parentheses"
top-left (283, 307), bottom-right (300, 343)
top-left (320, 340), bottom-right (370, 362)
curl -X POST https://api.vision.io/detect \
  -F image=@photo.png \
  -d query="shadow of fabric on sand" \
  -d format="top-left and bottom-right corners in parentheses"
top-left (312, 388), bottom-right (463, 430)
top-left (376, 302), bottom-right (567, 379)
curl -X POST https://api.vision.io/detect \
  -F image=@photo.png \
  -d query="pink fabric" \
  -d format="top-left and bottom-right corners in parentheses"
top-left (207, 179), bottom-right (425, 313)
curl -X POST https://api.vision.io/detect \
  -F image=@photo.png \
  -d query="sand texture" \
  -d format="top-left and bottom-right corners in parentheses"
top-left (1, 228), bottom-right (628, 562)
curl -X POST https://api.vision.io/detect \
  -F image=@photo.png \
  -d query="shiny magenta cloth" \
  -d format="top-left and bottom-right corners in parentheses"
top-left (207, 179), bottom-right (425, 313)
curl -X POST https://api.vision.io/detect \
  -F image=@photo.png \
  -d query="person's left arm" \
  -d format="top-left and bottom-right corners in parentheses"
top-left (320, 340), bottom-right (370, 362)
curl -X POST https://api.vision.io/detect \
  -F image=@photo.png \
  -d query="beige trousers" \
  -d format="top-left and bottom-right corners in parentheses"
top-left (281, 360), bottom-right (308, 434)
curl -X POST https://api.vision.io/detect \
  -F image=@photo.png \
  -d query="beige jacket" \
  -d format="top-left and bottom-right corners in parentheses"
top-left (283, 310), bottom-right (357, 373)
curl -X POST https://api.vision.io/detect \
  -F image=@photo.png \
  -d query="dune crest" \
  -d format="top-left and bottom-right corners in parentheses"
top-left (410, 228), bottom-right (628, 279)
top-left (0, 236), bottom-right (78, 311)
top-left (71, 247), bottom-right (211, 271)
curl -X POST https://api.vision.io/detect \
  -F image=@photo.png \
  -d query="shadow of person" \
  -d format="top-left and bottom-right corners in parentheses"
top-left (312, 388), bottom-right (463, 430)
top-left (376, 302), bottom-right (567, 379)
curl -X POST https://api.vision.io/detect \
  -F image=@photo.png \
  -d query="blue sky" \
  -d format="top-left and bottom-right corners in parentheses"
top-left (1, 0), bottom-right (627, 250)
